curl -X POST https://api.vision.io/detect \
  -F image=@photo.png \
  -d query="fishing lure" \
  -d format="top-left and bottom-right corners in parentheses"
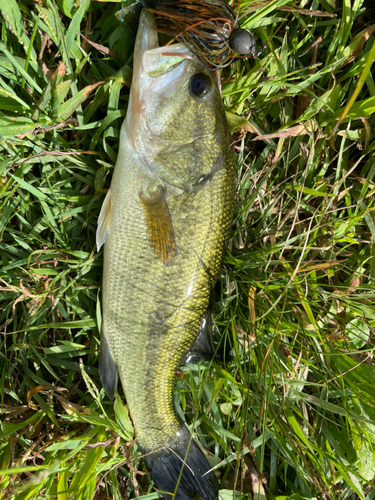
top-left (115, 0), bottom-right (261, 69)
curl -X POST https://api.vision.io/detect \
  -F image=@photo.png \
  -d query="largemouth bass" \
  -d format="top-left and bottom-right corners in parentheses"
top-left (97, 9), bottom-right (234, 500)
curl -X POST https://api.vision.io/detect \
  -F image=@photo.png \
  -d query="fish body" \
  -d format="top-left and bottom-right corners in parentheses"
top-left (97, 9), bottom-right (234, 500)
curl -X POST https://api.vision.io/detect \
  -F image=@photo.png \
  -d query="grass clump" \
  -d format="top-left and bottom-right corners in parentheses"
top-left (1, 0), bottom-right (375, 499)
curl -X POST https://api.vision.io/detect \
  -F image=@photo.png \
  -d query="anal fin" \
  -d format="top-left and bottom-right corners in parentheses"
top-left (99, 325), bottom-right (118, 400)
top-left (139, 186), bottom-right (176, 263)
top-left (96, 187), bottom-right (112, 251)
top-left (183, 311), bottom-right (216, 364)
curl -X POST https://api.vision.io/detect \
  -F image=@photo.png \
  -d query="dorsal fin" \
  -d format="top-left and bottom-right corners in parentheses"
top-left (139, 186), bottom-right (177, 263)
top-left (96, 187), bottom-right (112, 251)
top-left (99, 325), bottom-right (118, 400)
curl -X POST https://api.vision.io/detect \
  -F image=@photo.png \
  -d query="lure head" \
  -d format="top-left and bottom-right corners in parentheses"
top-left (229, 28), bottom-right (261, 58)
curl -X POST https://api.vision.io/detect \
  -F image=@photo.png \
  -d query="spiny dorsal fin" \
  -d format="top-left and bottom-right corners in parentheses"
top-left (139, 186), bottom-right (177, 263)
top-left (96, 187), bottom-right (112, 251)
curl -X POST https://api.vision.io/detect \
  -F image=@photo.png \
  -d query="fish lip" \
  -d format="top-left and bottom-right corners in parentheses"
top-left (139, 8), bottom-right (159, 53)
top-left (132, 9), bottom-right (159, 86)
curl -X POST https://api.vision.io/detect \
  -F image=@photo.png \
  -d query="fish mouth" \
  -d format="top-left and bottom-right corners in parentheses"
top-left (130, 10), bottom-right (190, 125)
top-left (136, 9), bottom-right (191, 83)
top-left (134, 10), bottom-right (219, 100)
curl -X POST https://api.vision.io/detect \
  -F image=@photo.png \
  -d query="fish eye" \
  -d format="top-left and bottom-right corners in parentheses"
top-left (189, 73), bottom-right (212, 98)
top-left (229, 29), bottom-right (257, 56)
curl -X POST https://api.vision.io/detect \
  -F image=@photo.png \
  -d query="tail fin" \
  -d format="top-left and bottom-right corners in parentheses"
top-left (143, 424), bottom-right (219, 500)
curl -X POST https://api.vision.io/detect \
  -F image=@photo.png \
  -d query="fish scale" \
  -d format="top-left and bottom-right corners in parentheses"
top-left (97, 9), bottom-right (234, 499)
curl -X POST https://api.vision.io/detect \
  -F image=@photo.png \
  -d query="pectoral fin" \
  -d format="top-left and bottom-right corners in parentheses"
top-left (99, 325), bottom-right (118, 400)
top-left (183, 311), bottom-right (216, 364)
top-left (96, 187), bottom-right (112, 251)
top-left (139, 186), bottom-right (177, 263)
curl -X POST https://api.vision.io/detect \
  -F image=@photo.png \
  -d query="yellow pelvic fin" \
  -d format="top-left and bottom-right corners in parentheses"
top-left (96, 187), bottom-right (112, 251)
top-left (139, 186), bottom-right (177, 263)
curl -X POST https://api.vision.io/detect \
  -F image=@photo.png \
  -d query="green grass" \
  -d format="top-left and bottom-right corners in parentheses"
top-left (1, 0), bottom-right (375, 498)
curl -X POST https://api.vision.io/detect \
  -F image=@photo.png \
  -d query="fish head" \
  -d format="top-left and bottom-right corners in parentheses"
top-left (125, 9), bottom-right (229, 193)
